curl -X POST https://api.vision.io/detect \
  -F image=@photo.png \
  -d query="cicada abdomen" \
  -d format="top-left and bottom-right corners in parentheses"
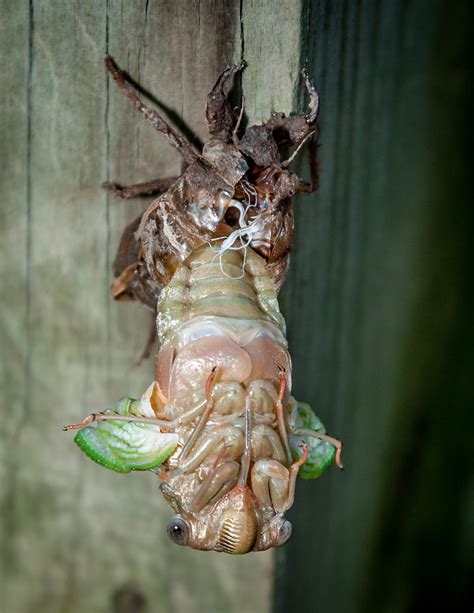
top-left (66, 56), bottom-right (342, 554)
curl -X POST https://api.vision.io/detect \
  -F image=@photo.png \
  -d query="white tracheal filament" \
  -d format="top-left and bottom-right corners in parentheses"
top-left (207, 180), bottom-right (268, 280)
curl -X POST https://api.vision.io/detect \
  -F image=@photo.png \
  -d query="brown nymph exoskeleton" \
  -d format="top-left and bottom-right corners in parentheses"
top-left (65, 56), bottom-right (342, 554)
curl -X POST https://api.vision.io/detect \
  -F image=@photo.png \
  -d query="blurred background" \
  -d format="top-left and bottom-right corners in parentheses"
top-left (1, 1), bottom-right (472, 612)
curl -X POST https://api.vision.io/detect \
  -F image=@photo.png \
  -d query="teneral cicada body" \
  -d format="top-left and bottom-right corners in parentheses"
top-left (66, 56), bottom-right (342, 554)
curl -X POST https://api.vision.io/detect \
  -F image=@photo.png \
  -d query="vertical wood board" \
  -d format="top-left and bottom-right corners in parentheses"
top-left (0, 1), bottom-right (307, 612)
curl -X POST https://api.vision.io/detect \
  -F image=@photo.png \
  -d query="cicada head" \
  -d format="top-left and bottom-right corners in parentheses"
top-left (162, 483), bottom-right (292, 554)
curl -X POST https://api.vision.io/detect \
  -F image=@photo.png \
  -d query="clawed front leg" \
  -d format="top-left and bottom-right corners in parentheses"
top-left (264, 69), bottom-right (319, 145)
top-left (262, 69), bottom-right (320, 189)
top-left (206, 61), bottom-right (246, 139)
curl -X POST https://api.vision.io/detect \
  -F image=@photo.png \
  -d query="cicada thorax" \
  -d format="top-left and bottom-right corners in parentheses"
top-left (153, 243), bottom-right (296, 551)
top-left (111, 148), bottom-right (301, 310)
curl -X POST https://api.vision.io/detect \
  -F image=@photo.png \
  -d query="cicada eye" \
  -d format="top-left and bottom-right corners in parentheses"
top-left (277, 520), bottom-right (292, 547)
top-left (166, 516), bottom-right (189, 546)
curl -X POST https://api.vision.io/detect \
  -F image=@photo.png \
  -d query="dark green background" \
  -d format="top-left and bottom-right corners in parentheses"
top-left (277, 2), bottom-right (474, 611)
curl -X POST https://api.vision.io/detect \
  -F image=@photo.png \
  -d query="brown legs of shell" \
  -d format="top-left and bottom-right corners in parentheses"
top-left (104, 55), bottom-right (198, 164)
top-left (265, 67), bottom-right (319, 141)
top-left (263, 68), bottom-right (320, 193)
top-left (111, 261), bottom-right (140, 301)
top-left (206, 62), bottom-right (246, 139)
top-left (103, 173), bottom-right (178, 369)
top-left (103, 177), bottom-right (177, 200)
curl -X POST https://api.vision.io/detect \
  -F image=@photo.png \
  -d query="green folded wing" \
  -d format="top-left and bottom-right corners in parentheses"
top-left (288, 401), bottom-right (335, 479)
top-left (74, 394), bottom-right (178, 474)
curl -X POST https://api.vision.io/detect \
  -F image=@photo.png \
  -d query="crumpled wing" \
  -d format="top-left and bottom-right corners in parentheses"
top-left (74, 388), bottom-right (178, 474)
top-left (288, 400), bottom-right (336, 479)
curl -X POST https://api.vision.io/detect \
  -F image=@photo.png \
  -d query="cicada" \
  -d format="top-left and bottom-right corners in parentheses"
top-left (65, 56), bottom-right (342, 554)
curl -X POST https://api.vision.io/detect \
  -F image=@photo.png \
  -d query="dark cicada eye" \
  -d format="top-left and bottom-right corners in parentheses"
top-left (277, 520), bottom-right (293, 547)
top-left (166, 516), bottom-right (189, 546)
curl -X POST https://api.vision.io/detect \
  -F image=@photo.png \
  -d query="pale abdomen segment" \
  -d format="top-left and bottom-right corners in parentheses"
top-left (155, 244), bottom-right (291, 409)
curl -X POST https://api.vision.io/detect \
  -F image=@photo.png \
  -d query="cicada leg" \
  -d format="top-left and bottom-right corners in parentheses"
top-left (263, 68), bottom-right (320, 192)
top-left (274, 372), bottom-right (293, 465)
top-left (251, 445), bottom-right (308, 514)
top-left (63, 391), bottom-right (207, 433)
top-left (104, 55), bottom-right (198, 165)
top-left (176, 368), bottom-right (219, 465)
top-left (206, 62), bottom-right (246, 139)
top-left (103, 176), bottom-right (177, 200)
top-left (190, 460), bottom-right (240, 512)
top-left (291, 427), bottom-right (344, 469)
top-left (264, 68), bottom-right (319, 144)
top-left (251, 459), bottom-right (288, 513)
top-left (177, 424), bottom-right (244, 473)
top-left (237, 393), bottom-right (252, 487)
top-left (63, 412), bottom-right (169, 431)
top-left (284, 444), bottom-right (309, 510)
top-left (111, 261), bottom-right (141, 301)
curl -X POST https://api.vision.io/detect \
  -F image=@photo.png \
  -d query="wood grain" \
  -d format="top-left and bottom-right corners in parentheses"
top-left (4, 2), bottom-right (470, 612)
top-left (0, 2), bottom-right (306, 611)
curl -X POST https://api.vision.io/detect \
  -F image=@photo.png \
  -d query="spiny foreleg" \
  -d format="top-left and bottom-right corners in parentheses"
top-left (206, 61), bottom-right (246, 140)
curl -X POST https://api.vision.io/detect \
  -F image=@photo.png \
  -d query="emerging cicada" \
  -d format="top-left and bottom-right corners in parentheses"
top-left (65, 56), bottom-right (342, 554)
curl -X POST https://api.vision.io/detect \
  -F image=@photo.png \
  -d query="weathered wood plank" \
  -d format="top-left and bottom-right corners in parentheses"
top-left (0, 2), bottom-right (31, 607)
top-left (2, 2), bottom-right (111, 612)
top-left (1, 1), bottom-right (307, 612)
top-left (241, 0), bottom-right (305, 122)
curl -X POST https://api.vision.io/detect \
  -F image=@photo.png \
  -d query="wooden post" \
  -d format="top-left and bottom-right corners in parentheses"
top-left (4, 3), bottom-right (471, 612)
top-left (0, 1), bottom-right (306, 611)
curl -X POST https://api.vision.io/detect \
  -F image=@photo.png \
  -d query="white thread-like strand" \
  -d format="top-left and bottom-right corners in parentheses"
top-left (208, 217), bottom-right (262, 279)
top-left (206, 179), bottom-right (265, 280)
